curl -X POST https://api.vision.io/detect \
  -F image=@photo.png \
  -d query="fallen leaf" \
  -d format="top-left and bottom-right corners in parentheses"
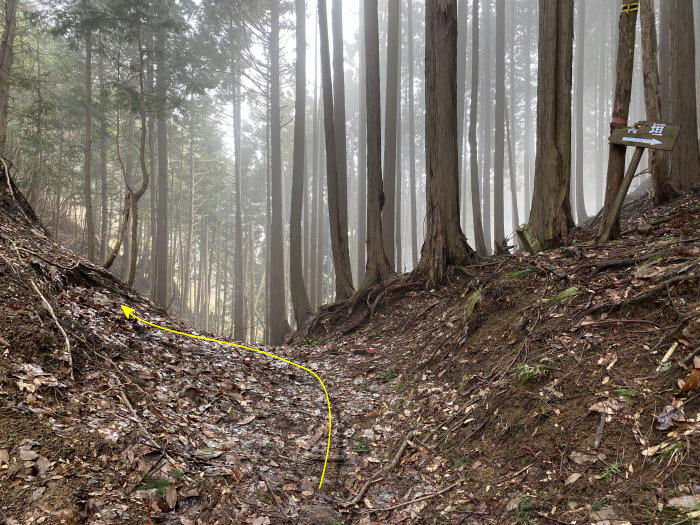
top-left (655, 403), bottom-right (686, 430)
top-left (564, 472), bottom-right (582, 485)
top-left (569, 451), bottom-right (604, 465)
top-left (589, 398), bottom-right (623, 415)
top-left (668, 495), bottom-right (700, 510)
top-left (19, 449), bottom-right (39, 461)
top-left (165, 485), bottom-right (178, 510)
top-left (680, 368), bottom-right (700, 392)
top-left (235, 415), bottom-right (256, 426)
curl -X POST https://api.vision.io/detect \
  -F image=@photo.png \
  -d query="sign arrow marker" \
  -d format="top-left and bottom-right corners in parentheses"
top-left (622, 137), bottom-right (663, 146)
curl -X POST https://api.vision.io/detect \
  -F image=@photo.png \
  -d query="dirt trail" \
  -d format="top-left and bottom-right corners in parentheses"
top-left (2, 182), bottom-right (700, 524)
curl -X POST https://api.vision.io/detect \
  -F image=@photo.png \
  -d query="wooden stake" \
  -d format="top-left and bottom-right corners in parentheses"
top-left (598, 146), bottom-right (645, 243)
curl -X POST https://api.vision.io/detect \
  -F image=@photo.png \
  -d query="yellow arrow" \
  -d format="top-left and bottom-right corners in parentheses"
top-left (120, 305), bottom-right (332, 489)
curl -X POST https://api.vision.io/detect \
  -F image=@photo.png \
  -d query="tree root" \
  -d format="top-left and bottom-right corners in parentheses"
top-left (29, 279), bottom-right (74, 379)
top-left (366, 481), bottom-right (460, 513)
top-left (344, 430), bottom-right (416, 507)
top-left (591, 273), bottom-right (699, 313)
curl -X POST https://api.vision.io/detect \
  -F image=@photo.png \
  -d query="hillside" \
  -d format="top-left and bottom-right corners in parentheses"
top-left (2, 175), bottom-right (700, 524)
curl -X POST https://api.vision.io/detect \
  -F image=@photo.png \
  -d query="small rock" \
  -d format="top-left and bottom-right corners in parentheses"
top-left (19, 449), bottom-right (39, 461)
top-left (298, 505), bottom-right (343, 525)
top-left (668, 495), bottom-right (700, 510)
top-left (637, 222), bottom-right (653, 235)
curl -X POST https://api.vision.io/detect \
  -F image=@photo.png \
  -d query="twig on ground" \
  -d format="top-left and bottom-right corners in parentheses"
top-left (345, 430), bottom-right (416, 506)
top-left (366, 481), bottom-right (460, 513)
top-left (594, 413), bottom-right (606, 449)
top-left (591, 273), bottom-right (699, 314)
top-left (17, 245), bottom-right (79, 270)
top-left (29, 279), bottom-right (73, 379)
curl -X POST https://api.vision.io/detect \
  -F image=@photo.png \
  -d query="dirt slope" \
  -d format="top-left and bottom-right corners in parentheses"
top-left (1, 175), bottom-right (700, 525)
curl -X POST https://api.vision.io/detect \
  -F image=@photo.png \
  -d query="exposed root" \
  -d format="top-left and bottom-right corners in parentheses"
top-left (366, 481), bottom-right (460, 514)
top-left (591, 272), bottom-right (700, 314)
top-left (344, 430), bottom-right (416, 507)
top-left (29, 279), bottom-right (74, 379)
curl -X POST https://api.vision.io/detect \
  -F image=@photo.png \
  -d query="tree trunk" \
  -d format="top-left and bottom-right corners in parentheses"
top-left (599, 0), bottom-right (638, 240)
top-left (658, 0), bottom-right (671, 122)
top-left (505, 101), bottom-right (519, 240)
top-left (382, 0), bottom-right (400, 269)
top-left (573, 0), bottom-right (587, 223)
top-left (98, 53), bottom-right (108, 261)
top-left (480, 0), bottom-right (493, 252)
top-left (669, 0), bottom-right (699, 190)
top-left (331, 0), bottom-right (349, 244)
top-left (0, 0), bottom-right (17, 154)
top-left (290, 0), bottom-right (312, 329)
top-left (493, 0), bottom-right (505, 250)
top-left (148, 33), bottom-right (157, 301)
top-left (127, 27), bottom-right (152, 287)
top-left (456, 0), bottom-right (468, 176)
top-left (396, 38), bottom-right (403, 271)
top-left (469, 0), bottom-right (487, 255)
top-left (356, 0), bottom-right (368, 284)
top-left (269, 0), bottom-right (288, 343)
top-left (83, 31), bottom-right (95, 262)
top-left (318, 0), bottom-right (355, 300)
top-left (415, 0), bottom-right (474, 286)
top-left (183, 122), bottom-right (194, 321)
top-left (640, 0), bottom-right (678, 203)
top-left (407, 0), bottom-right (419, 268)
top-left (523, 7), bottom-right (533, 220)
top-left (358, 0), bottom-right (393, 291)
top-left (155, 21), bottom-right (169, 306)
top-left (309, 51), bottom-right (320, 307)
top-left (529, 0), bottom-right (574, 249)
top-left (232, 69), bottom-right (245, 340)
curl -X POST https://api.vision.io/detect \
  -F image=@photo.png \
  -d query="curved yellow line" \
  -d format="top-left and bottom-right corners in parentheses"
top-left (129, 311), bottom-right (332, 489)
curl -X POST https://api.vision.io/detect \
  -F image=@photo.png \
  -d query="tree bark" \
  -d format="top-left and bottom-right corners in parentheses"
top-left (98, 52), bottom-right (108, 261)
top-left (493, 0), bottom-right (505, 250)
top-left (331, 0), bottom-right (349, 244)
top-left (456, 0), bottom-right (468, 176)
top-left (358, 0), bottom-right (393, 291)
top-left (505, 101), bottom-right (519, 240)
top-left (382, 0), bottom-right (400, 269)
top-left (269, 0), bottom-right (288, 343)
top-left (480, 0), bottom-right (493, 252)
top-left (599, 0), bottom-right (638, 240)
top-left (573, 0), bottom-right (588, 222)
top-left (318, 0), bottom-right (355, 300)
top-left (309, 38), bottom-right (320, 306)
top-left (640, 0), bottom-right (678, 204)
top-left (232, 67), bottom-right (245, 341)
top-left (529, 0), bottom-right (575, 249)
top-left (469, 0), bottom-right (487, 255)
top-left (523, 5), bottom-right (533, 221)
top-left (415, 0), bottom-right (474, 286)
top-left (290, 0), bottom-right (312, 329)
top-left (658, 0), bottom-right (671, 121)
top-left (669, 0), bottom-right (699, 191)
top-left (84, 31), bottom-right (95, 262)
top-left (0, 0), bottom-right (17, 154)
top-left (407, 0), bottom-right (419, 268)
top-left (155, 20), bottom-right (169, 306)
top-left (356, 0), bottom-right (368, 284)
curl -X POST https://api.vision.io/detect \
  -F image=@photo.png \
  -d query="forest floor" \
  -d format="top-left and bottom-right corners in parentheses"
top-left (1, 182), bottom-right (700, 525)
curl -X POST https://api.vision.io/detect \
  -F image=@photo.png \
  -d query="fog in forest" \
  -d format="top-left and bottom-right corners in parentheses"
top-left (2, 0), bottom-right (699, 344)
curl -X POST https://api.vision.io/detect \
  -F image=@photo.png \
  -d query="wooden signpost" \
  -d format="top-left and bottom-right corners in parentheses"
top-left (598, 121), bottom-right (680, 243)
